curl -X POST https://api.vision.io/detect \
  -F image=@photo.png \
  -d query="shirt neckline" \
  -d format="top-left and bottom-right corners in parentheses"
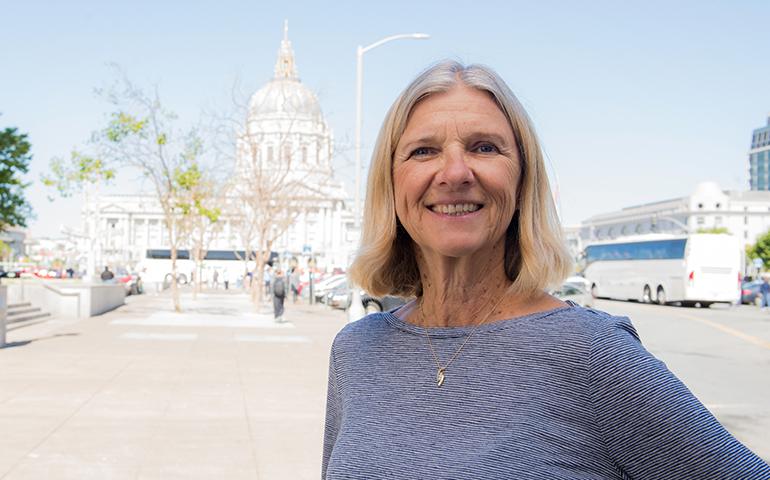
top-left (381, 302), bottom-right (576, 338)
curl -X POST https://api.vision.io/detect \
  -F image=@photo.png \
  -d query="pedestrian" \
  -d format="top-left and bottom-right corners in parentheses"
top-left (222, 269), bottom-right (230, 290)
top-left (322, 60), bottom-right (770, 479)
top-left (100, 266), bottom-right (114, 282)
top-left (264, 267), bottom-right (272, 300)
top-left (272, 268), bottom-right (286, 323)
top-left (212, 269), bottom-right (219, 289)
top-left (760, 276), bottom-right (770, 310)
top-left (290, 267), bottom-right (301, 303)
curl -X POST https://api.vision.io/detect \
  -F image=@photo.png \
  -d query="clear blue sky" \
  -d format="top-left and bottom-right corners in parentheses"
top-left (2, 0), bottom-right (769, 238)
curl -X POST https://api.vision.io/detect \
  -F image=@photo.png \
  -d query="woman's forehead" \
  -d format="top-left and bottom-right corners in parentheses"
top-left (399, 87), bottom-right (513, 142)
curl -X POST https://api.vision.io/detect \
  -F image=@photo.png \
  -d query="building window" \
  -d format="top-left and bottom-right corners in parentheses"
top-left (715, 216), bottom-right (722, 226)
top-left (745, 216), bottom-right (748, 225)
top-left (745, 231), bottom-right (748, 239)
top-left (697, 203), bottom-right (703, 209)
top-left (715, 203), bottom-right (721, 209)
top-left (696, 216), bottom-right (705, 225)
top-left (267, 145), bottom-right (274, 163)
top-left (283, 145), bottom-right (292, 163)
top-left (302, 145), bottom-right (308, 163)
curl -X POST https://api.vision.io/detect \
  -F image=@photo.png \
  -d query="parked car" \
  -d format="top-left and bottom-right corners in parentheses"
top-left (327, 283), bottom-right (353, 309)
top-left (313, 274), bottom-right (348, 303)
top-left (741, 280), bottom-right (764, 306)
top-left (360, 294), bottom-right (408, 313)
top-left (552, 282), bottom-right (594, 308)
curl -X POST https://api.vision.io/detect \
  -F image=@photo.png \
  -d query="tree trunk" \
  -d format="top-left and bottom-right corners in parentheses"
top-left (170, 246), bottom-right (181, 312)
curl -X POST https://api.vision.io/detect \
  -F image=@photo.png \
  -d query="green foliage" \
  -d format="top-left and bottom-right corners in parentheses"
top-left (41, 150), bottom-right (116, 198)
top-left (0, 127), bottom-right (33, 229)
top-left (696, 227), bottom-right (730, 234)
top-left (747, 229), bottom-right (770, 269)
top-left (105, 112), bottom-right (147, 142)
top-left (173, 161), bottom-right (221, 225)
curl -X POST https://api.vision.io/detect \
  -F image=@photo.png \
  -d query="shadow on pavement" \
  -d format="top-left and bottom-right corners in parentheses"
top-left (0, 332), bottom-right (80, 350)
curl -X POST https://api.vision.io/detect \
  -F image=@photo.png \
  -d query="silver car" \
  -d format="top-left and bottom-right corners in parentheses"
top-left (552, 282), bottom-right (594, 308)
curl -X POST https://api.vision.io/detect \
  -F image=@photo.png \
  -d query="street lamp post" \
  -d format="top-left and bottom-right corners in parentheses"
top-left (354, 33), bottom-right (430, 230)
top-left (349, 33), bottom-right (429, 324)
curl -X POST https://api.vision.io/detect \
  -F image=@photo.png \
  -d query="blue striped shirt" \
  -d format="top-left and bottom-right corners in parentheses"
top-left (322, 304), bottom-right (770, 479)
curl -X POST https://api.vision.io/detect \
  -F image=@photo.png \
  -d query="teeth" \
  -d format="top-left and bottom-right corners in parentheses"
top-left (430, 203), bottom-right (481, 215)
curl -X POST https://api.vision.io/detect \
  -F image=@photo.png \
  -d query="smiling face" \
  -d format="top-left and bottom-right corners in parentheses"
top-left (393, 84), bottom-right (521, 262)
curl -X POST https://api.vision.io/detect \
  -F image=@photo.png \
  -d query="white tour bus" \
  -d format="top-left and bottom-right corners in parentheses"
top-left (137, 249), bottom-right (267, 288)
top-left (583, 234), bottom-right (741, 307)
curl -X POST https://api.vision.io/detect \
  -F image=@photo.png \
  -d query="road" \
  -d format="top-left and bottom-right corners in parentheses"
top-left (594, 299), bottom-right (770, 460)
top-left (0, 292), bottom-right (767, 479)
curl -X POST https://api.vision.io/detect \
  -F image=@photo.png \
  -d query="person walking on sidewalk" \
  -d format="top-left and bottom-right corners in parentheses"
top-left (272, 268), bottom-right (286, 323)
top-left (290, 267), bottom-right (301, 304)
top-left (761, 276), bottom-right (770, 310)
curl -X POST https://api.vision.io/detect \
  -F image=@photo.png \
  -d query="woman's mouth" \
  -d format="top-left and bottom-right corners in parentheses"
top-left (428, 203), bottom-right (483, 216)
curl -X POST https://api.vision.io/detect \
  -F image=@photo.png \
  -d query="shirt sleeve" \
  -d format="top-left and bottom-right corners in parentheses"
top-left (588, 316), bottom-right (770, 479)
top-left (321, 347), bottom-right (342, 479)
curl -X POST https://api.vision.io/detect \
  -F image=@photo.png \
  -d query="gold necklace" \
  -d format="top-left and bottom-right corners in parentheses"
top-left (419, 295), bottom-right (507, 387)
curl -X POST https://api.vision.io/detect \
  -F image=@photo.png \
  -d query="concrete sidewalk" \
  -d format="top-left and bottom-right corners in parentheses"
top-left (0, 290), bottom-right (348, 479)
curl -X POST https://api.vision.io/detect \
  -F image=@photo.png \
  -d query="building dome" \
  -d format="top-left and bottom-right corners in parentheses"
top-left (249, 78), bottom-right (321, 120)
top-left (247, 22), bottom-right (322, 122)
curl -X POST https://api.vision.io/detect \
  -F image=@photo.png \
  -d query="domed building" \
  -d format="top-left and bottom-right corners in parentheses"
top-left (231, 23), bottom-right (356, 269)
top-left (77, 24), bottom-right (357, 281)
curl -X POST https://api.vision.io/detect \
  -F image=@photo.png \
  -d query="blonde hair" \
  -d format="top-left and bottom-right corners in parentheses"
top-left (348, 60), bottom-right (571, 298)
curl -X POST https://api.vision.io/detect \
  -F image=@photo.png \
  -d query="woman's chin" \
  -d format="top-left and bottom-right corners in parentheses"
top-left (427, 242), bottom-right (492, 260)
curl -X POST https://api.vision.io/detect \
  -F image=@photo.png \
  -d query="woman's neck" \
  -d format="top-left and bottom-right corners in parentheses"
top-left (410, 245), bottom-right (514, 328)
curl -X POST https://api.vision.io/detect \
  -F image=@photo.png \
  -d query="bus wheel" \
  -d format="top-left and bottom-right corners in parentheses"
top-left (643, 285), bottom-right (652, 304)
top-left (656, 287), bottom-right (666, 305)
top-left (177, 273), bottom-right (188, 285)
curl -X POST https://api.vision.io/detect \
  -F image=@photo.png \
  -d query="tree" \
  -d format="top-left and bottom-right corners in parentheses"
top-left (45, 72), bottom-right (215, 312)
top-left (41, 150), bottom-right (116, 277)
top-left (223, 116), bottom-right (329, 305)
top-left (174, 161), bottom-right (222, 299)
top-left (747, 229), bottom-right (770, 269)
top-left (0, 126), bottom-right (33, 230)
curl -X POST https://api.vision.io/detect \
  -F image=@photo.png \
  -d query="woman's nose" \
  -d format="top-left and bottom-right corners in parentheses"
top-left (437, 147), bottom-right (474, 187)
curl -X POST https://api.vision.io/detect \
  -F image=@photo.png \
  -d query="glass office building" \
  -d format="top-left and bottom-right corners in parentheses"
top-left (749, 116), bottom-right (770, 190)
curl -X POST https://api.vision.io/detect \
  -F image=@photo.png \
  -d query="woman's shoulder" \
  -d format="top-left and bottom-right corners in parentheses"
top-left (535, 302), bottom-right (637, 337)
top-left (330, 312), bottom-right (394, 349)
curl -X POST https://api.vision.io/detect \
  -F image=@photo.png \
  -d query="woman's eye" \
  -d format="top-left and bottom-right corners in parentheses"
top-left (474, 143), bottom-right (499, 154)
top-left (410, 147), bottom-right (433, 157)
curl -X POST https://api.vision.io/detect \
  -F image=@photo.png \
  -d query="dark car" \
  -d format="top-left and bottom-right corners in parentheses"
top-left (741, 280), bottom-right (764, 306)
top-left (361, 294), bottom-right (408, 313)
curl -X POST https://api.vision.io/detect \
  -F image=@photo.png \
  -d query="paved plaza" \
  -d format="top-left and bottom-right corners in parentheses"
top-left (0, 290), bottom-right (347, 479)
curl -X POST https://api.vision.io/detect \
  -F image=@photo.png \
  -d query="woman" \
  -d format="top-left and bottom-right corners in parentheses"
top-left (322, 61), bottom-right (770, 479)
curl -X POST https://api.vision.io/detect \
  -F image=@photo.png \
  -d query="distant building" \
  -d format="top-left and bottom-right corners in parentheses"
top-left (78, 23), bottom-right (356, 274)
top-left (749, 115), bottom-right (770, 190)
top-left (579, 181), bottom-right (770, 251)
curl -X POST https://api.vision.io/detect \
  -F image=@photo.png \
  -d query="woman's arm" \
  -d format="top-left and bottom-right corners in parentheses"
top-left (588, 316), bottom-right (770, 479)
top-left (321, 348), bottom-right (342, 479)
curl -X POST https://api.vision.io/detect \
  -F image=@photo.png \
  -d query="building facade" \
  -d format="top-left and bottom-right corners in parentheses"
top-left (579, 181), bottom-right (770, 252)
top-left (78, 24), bottom-right (357, 274)
top-left (749, 116), bottom-right (770, 190)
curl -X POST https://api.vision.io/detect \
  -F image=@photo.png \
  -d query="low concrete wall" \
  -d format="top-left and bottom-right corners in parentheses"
top-left (6, 281), bottom-right (125, 319)
top-left (86, 284), bottom-right (126, 316)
